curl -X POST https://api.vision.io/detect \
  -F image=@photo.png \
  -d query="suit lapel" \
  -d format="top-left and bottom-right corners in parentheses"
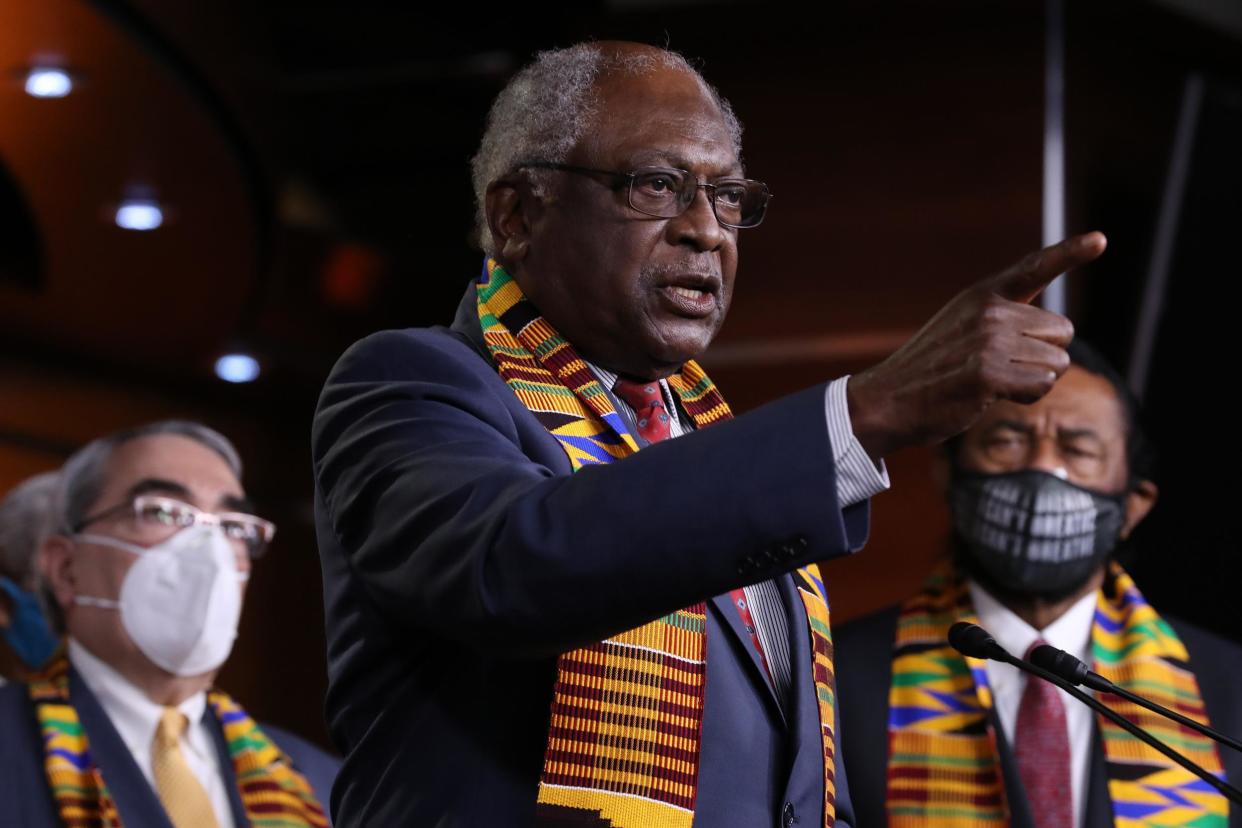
top-left (780, 574), bottom-right (822, 782)
top-left (1084, 721), bottom-right (1113, 826)
top-left (992, 707), bottom-right (1037, 828)
top-left (709, 589), bottom-right (786, 724)
top-left (69, 668), bottom-right (175, 828)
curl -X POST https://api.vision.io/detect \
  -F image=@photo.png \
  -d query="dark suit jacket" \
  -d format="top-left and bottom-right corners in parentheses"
top-left (0, 668), bottom-right (340, 827)
top-left (311, 285), bottom-right (872, 827)
top-left (835, 605), bottom-right (1242, 827)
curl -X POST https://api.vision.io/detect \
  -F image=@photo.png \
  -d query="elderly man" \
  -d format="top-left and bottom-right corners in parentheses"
top-left (0, 420), bottom-right (338, 828)
top-left (834, 340), bottom-right (1242, 828)
top-left (312, 42), bottom-right (1104, 827)
top-left (0, 472), bottom-right (60, 683)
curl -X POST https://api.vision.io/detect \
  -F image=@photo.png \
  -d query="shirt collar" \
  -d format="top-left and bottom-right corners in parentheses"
top-left (68, 638), bottom-right (209, 758)
top-left (584, 361), bottom-right (682, 425)
top-left (969, 581), bottom-right (1098, 669)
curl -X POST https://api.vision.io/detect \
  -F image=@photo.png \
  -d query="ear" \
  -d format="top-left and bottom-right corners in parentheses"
top-left (484, 175), bottom-right (542, 266)
top-left (38, 535), bottom-right (77, 616)
top-left (1119, 478), bottom-right (1158, 539)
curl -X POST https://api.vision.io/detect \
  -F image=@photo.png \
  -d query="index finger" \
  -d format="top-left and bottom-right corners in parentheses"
top-left (989, 232), bottom-right (1108, 304)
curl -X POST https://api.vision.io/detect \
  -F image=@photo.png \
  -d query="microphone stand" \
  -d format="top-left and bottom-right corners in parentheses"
top-left (1030, 644), bottom-right (1242, 754)
top-left (948, 623), bottom-right (1242, 805)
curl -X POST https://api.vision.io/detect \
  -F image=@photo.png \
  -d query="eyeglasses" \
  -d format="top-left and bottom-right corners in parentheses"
top-left (75, 495), bottom-right (277, 561)
top-left (518, 162), bottom-right (772, 229)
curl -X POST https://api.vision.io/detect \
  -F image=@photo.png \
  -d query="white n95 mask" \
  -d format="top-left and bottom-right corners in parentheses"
top-left (73, 525), bottom-right (244, 676)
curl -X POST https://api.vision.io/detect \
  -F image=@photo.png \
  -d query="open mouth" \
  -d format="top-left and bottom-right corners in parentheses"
top-left (656, 270), bottom-right (721, 318)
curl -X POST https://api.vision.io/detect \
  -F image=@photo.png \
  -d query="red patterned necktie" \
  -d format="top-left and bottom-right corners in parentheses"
top-left (1014, 639), bottom-right (1073, 828)
top-left (612, 378), bottom-right (672, 444)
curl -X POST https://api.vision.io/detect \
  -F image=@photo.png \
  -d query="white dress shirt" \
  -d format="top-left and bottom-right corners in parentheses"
top-left (969, 583), bottom-right (1098, 828)
top-left (68, 639), bottom-right (236, 828)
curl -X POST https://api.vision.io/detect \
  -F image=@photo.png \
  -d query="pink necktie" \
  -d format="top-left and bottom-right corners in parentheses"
top-left (612, 379), bottom-right (672, 444)
top-left (1014, 639), bottom-right (1073, 828)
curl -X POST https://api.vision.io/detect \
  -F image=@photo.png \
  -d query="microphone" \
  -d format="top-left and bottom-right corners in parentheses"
top-left (1030, 643), bottom-right (1242, 754)
top-left (947, 620), bottom-right (1009, 661)
top-left (947, 622), bottom-right (1242, 804)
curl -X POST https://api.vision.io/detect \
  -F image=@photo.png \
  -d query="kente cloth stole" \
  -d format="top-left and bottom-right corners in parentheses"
top-left (477, 258), bottom-right (839, 828)
top-left (28, 656), bottom-right (329, 828)
top-left (885, 561), bottom-right (1227, 827)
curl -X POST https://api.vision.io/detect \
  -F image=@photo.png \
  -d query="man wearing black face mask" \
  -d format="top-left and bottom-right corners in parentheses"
top-left (833, 340), bottom-right (1242, 828)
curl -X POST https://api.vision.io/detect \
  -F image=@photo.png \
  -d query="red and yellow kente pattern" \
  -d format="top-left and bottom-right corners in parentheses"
top-left (29, 655), bottom-right (328, 828)
top-left (477, 259), bottom-right (837, 827)
top-left (885, 563), bottom-right (1227, 828)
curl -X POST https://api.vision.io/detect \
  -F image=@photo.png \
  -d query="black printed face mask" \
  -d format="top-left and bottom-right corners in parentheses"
top-left (949, 468), bottom-right (1128, 598)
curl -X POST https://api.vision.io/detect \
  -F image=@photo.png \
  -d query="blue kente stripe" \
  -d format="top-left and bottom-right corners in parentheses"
top-left (889, 706), bottom-right (949, 727)
top-left (556, 434), bottom-right (619, 465)
top-left (805, 568), bottom-right (827, 603)
top-left (1113, 800), bottom-right (1168, 820)
top-left (599, 410), bottom-right (630, 440)
top-left (219, 709), bottom-right (247, 724)
top-left (923, 688), bottom-right (980, 714)
top-left (1148, 784), bottom-right (1198, 809)
top-left (1183, 777), bottom-right (1224, 793)
top-left (1093, 608), bottom-right (1124, 634)
top-left (49, 747), bottom-right (93, 770)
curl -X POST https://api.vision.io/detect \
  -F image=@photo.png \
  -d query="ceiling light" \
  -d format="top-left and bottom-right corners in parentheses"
top-left (25, 68), bottom-right (73, 98)
top-left (214, 354), bottom-right (261, 384)
top-left (114, 200), bottom-right (164, 231)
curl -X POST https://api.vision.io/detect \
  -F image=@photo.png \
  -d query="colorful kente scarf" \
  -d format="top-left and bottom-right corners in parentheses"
top-left (477, 258), bottom-right (839, 827)
top-left (28, 655), bottom-right (329, 828)
top-left (886, 561), bottom-right (1227, 827)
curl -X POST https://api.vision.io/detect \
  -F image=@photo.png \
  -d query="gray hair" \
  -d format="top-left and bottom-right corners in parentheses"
top-left (38, 421), bottom-right (242, 633)
top-left (55, 420), bottom-right (242, 535)
top-left (0, 472), bottom-right (60, 592)
top-left (469, 43), bottom-right (744, 254)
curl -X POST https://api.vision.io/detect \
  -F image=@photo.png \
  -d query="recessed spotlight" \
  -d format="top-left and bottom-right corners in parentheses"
top-left (25, 68), bottom-right (73, 98)
top-left (114, 200), bottom-right (164, 231)
top-left (214, 354), bottom-right (261, 384)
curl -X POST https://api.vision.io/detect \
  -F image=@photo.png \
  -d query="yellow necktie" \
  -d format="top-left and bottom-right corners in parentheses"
top-left (151, 707), bottom-right (221, 828)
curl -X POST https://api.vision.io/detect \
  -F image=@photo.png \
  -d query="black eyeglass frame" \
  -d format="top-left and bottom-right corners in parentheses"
top-left (517, 161), bottom-right (772, 229)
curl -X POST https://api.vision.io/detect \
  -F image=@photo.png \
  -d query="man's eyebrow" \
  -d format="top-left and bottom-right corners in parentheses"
top-left (629, 150), bottom-right (744, 177)
top-left (1057, 427), bottom-right (1104, 443)
top-left (987, 419), bottom-right (1032, 434)
top-left (126, 479), bottom-right (192, 500)
top-left (219, 494), bottom-right (256, 514)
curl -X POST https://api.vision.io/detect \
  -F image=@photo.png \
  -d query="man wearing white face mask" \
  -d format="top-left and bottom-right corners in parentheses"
top-left (0, 420), bottom-right (338, 828)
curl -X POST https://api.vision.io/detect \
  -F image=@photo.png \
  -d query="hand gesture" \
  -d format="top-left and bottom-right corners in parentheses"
top-left (846, 232), bottom-right (1108, 459)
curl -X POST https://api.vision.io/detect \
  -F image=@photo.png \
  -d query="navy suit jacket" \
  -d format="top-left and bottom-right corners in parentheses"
top-left (311, 285), bottom-right (871, 827)
top-left (0, 668), bottom-right (340, 827)
top-left (835, 604), bottom-right (1242, 827)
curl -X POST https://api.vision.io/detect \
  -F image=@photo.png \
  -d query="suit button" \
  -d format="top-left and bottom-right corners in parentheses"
top-left (782, 801), bottom-right (796, 826)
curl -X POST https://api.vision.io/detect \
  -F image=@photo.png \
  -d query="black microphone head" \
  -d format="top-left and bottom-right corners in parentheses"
top-left (947, 622), bottom-right (1008, 661)
top-left (1029, 644), bottom-right (1089, 685)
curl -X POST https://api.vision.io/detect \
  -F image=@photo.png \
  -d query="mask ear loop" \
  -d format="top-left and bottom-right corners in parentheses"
top-left (73, 595), bottom-right (121, 610)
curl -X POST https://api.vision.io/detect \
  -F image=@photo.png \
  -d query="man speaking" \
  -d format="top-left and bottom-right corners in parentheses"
top-left (312, 41), bottom-right (1105, 827)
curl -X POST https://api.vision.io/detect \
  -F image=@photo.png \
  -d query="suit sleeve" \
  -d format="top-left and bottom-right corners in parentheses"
top-left (312, 329), bottom-right (871, 656)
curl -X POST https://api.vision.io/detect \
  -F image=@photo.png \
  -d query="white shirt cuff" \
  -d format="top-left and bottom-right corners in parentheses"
top-left (824, 376), bottom-right (891, 507)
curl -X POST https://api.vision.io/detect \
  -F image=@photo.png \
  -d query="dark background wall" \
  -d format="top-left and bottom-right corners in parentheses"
top-left (1, 0), bottom-right (1237, 748)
